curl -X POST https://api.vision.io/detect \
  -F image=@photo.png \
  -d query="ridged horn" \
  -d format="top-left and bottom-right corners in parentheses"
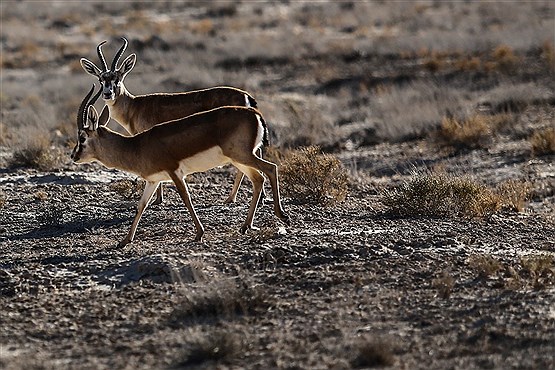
top-left (77, 85), bottom-right (102, 130)
top-left (111, 37), bottom-right (128, 71)
top-left (97, 40), bottom-right (109, 72)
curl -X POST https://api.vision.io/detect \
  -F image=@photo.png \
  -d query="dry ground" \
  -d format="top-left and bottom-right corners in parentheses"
top-left (1, 1), bottom-right (554, 369)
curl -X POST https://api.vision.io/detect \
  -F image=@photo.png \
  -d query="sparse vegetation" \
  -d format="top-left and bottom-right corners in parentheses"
top-left (496, 180), bottom-right (532, 212)
top-left (530, 127), bottom-right (555, 156)
top-left (436, 114), bottom-right (512, 151)
top-left (109, 179), bottom-right (145, 199)
top-left (468, 253), bottom-right (555, 290)
top-left (169, 275), bottom-right (266, 326)
top-left (277, 146), bottom-right (349, 206)
top-left (382, 171), bottom-right (501, 218)
top-left (350, 336), bottom-right (395, 368)
top-left (9, 137), bottom-right (61, 171)
top-left (174, 330), bottom-right (243, 368)
top-left (1, 1), bottom-right (554, 369)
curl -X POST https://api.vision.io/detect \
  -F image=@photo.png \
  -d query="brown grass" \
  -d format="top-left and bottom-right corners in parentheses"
top-left (350, 336), bottom-right (395, 368)
top-left (9, 136), bottom-right (62, 171)
top-left (174, 330), bottom-right (243, 368)
top-left (530, 127), bottom-right (555, 156)
top-left (109, 179), bottom-right (146, 200)
top-left (382, 171), bottom-right (501, 218)
top-left (496, 180), bottom-right (532, 212)
top-left (468, 254), bottom-right (555, 290)
top-left (432, 271), bottom-right (456, 299)
top-left (276, 146), bottom-right (349, 206)
top-left (491, 44), bottom-right (520, 72)
top-left (168, 275), bottom-right (267, 326)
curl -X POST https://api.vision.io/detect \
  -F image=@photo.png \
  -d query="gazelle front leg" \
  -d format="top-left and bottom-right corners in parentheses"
top-left (119, 180), bottom-right (160, 247)
top-left (167, 171), bottom-right (205, 242)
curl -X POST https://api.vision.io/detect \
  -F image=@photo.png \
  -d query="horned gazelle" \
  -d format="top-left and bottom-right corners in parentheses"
top-left (80, 37), bottom-right (260, 204)
top-left (71, 85), bottom-right (289, 246)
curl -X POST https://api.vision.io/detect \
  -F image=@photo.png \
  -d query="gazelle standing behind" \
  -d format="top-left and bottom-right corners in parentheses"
top-left (71, 85), bottom-right (289, 247)
top-left (80, 37), bottom-right (260, 204)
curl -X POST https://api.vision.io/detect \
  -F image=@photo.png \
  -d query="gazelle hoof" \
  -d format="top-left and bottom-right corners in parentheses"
top-left (240, 224), bottom-right (259, 234)
top-left (118, 238), bottom-right (131, 248)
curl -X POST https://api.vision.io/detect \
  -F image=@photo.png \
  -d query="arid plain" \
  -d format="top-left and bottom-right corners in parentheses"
top-left (1, 2), bottom-right (554, 369)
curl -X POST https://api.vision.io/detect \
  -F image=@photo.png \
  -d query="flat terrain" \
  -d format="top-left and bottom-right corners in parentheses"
top-left (1, 1), bottom-right (554, 369)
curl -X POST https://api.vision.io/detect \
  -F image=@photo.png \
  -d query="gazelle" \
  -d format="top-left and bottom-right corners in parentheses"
top-left (71, 85), bottom-right (289, 247)
top-left (80, 37), bottom-right (260, 204)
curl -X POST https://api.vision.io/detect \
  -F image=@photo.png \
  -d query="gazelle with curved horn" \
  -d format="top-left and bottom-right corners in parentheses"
top-left (80, 37), bottom-right (260, 204)
top-left (71, 85), bottom-right (289, 247)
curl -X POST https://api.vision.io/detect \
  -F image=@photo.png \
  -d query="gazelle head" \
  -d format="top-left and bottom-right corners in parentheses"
top-left (71, 85), bottom-right (110, 163)
top-left (80, 37), bottom-right (136, 102)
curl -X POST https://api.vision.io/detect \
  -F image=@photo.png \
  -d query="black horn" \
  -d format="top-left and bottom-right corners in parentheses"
top-left (77, 85), bottom-right (102, 130)
top-left (97, 40), bottom-right (109, 72)
top-left (111, 37), bottom-right (128, 71)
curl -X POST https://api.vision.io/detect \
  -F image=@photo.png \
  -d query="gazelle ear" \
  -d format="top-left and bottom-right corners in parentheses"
top-left (98, 105), bottom-right (110, 127)
top-left (118, 53), bottom-right (136, 79)
top-left (80, 58), bottom-right (102, 78)
top-left (87, 105), bottom-right (99, 131)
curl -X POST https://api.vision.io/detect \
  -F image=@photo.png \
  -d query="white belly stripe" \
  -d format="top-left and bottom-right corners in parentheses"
top-left (144, 146), bottom-right (229, 182)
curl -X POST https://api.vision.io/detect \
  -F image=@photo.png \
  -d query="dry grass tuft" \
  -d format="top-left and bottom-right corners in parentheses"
top-left (496, 180), bottom-right (532, 212)
top-left (350, 336), bottom-right (395, 368)
top-left (382, 171), bottom-right (501, 218)
top-left (468, 254), bottom-right (503, 279)
top-left (530, 127), bottom-right (555, 156)
top-left (491, 44), bottom-right (519, 72)
top-left (9, 136), bottom-right (61, 171)
top-left (277, 146), bottom-right (349, 206)
top-left (0, 191), bottom-right (6, 209)
top-left (432, 271), bottom-right (456, 299)
top-left (520, 255), bottom-right (555, 290)
top-left (468, 254), bottom-right (555, 290)
top-left (540, 40), bottom-right (555, 70)
top-left (109, 179), bottom-right (146, 200)
top-left (169, 275), bottom-right (267, 326)
top-left (436, 114), bottom-right (511, 151)
top-left (174, 330), bottom-right (242, 367)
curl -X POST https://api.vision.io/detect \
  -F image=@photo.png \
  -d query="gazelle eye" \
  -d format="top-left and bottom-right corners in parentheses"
top-left (79, 136), bottom-right (86, 144)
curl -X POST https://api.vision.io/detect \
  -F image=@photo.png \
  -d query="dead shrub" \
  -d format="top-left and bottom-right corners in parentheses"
top-left (530, 127), bottom-right (555, 156)
top-left (468, 254), bottom-right (555, 290)
top-left (468, 254), bottom-right (503, 279)
top-left (436, 115), bottom-right (493, 151)
top-left (350, 336), bottom-right (395, 368)
top-left (9, 136), bottom-right (61, 171)
top-left (491, 44), bottom-right (519, 72)
top-left (496, 180), bottom-right (532, 212)
top-left (109, 179), bottom-right (145, 200)
top-left (277, 146), bottom-right (349, 206)
top-left (540, 40), bottom-right (555, 70)
top-left (432, 271), bottom-right (455, 299)
top-left (174, 330), bottom-right (242, 367)
top-left (168, 275), bottom-right (266, 326)
top-left (520, 255), bottom-right (555, 290)
top-left (382, 171), bottom-right (500, 218)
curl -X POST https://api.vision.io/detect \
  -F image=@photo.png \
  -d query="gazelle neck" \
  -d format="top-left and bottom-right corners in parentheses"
top-left (93, 128), bottom-right (139, 173)
top-left (106, 84), bottom-right (137, 134)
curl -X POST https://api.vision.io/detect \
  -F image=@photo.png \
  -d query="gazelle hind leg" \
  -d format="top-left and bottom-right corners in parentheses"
top-left (150, 184), bottom-right (164, 205)
top-left (223, 170), bottom-right (244, 204)
top-left (231, 152), bottom-right (289, 225)
top-left (167, 171), bottom-right (205, 242)
top-left (233, 164), bottom-right (264, 233)
top-left (120, 181), bottom-right (160, 247)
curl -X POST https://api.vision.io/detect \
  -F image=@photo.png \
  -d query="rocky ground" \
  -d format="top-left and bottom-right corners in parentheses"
top-left (1, 1), bottom-right (554, 369)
